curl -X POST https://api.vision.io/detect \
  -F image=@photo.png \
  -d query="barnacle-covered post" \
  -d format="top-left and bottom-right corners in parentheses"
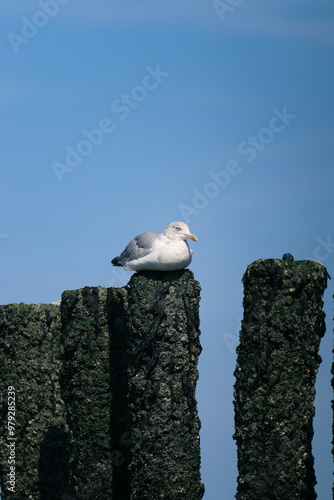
top-left (0, 303), bottom-right (65, 499)
top-left (108, 269), bottom-right (204, 500)
top-left (60, 287), bottom-right (112, 499)
top-left (0, 270), bottom-right (204, 500)
top-left (234, 257), bottom-right (329, 499)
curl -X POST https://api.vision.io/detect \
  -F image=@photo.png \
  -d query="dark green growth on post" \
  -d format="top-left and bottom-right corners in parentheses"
top-left (108, 270), bottom-right (204, 500)
top-left (60, 286), bottom-right (112, 498)
top-left (0, 303), bottom-right (66, 500)
top-left (0, 270), bottom-right (204, 499)
top-left (234, 258), bottom-right (329, 500)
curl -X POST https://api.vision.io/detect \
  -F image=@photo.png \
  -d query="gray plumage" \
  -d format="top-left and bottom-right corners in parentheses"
top-left (111, 222), bottom-right (198, 272)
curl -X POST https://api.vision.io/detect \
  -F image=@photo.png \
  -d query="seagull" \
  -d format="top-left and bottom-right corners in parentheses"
top-left (111, 221), bottom-right (198, 271)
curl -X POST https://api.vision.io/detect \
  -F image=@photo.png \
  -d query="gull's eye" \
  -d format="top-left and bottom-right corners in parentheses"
top-left (175, 226), bottom-right (181, 231)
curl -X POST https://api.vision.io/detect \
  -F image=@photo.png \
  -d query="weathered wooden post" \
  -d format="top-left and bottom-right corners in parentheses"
top-left (107, 269), bottom-right (204, 500)
top-left (234, 258), bottom-right (329, 499)
top-left (1, 270), bottom-right (204, 500)
top-left (0, 303), bottom-right (65, 499)
top-left (60, 286), bottom-right (112, 499)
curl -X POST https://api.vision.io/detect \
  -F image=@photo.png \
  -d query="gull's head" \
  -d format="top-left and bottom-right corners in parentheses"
top-left (164, 221), bottom-right (198, 242)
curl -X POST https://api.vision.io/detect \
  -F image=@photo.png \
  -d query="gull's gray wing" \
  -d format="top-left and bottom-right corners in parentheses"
top-left (120, 232), bottom-right (160, 263)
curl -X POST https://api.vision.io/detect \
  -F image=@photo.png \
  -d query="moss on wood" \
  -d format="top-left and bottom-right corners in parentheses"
top-left (234, 259), bottom-right (329, 500)
top-left (0, 303), bottom-right (65, 499)
top-left (0, 271), bottom-right (204, 500)
top-left (60, 286), bottom-right (112, 499)
top-left (108, 270), bottom-right (204, 500)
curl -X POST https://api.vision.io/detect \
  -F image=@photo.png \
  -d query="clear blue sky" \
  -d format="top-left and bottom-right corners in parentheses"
top-left (1, 1), bottom-right (334, 498)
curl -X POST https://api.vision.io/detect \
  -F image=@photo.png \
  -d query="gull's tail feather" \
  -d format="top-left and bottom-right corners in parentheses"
top-left (111, 256), bottom-right (122, 266)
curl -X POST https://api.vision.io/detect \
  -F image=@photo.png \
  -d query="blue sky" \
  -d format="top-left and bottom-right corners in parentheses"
top-left (1, 1), bottom-right (334, 498)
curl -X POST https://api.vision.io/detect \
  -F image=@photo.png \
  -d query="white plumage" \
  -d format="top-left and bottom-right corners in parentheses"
top-left (111, 221), bottom-right (198, 271)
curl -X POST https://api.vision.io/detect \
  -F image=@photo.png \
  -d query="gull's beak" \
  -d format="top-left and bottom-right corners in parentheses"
top-left (187, 233), bottom-right (198, 242)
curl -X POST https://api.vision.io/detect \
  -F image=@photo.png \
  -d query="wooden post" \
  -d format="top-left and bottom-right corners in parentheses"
top-left (234, 258), bottom-right (329, 499)
top-left (108, 270), bottom-right (204, 500)
top-left (0, 303), bottom-right (64, 499)
top-left (60, 286), bottom-right (112, 499)
top-left (0, 271), bottom-right (204, 500)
